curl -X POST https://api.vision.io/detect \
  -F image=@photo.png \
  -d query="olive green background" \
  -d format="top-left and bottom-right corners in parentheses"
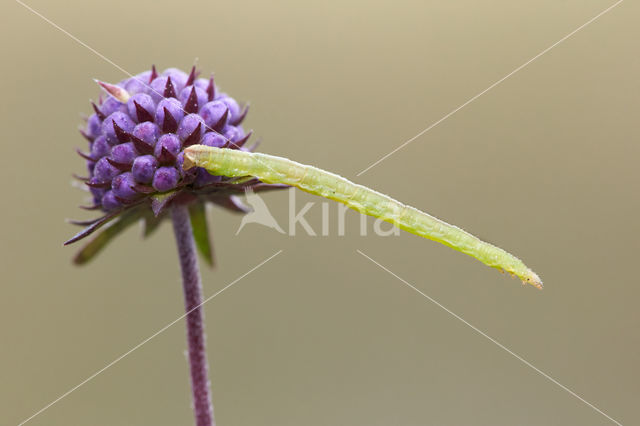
top-left (1, 0), bottom-right (638, 425)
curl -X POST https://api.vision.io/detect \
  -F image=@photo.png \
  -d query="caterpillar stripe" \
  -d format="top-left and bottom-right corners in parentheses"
top-left (184, 146), bottom-right (542, 289)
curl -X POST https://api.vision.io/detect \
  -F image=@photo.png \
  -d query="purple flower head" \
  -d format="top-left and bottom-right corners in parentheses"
top-left (69, 65), bottom-right (284, 255)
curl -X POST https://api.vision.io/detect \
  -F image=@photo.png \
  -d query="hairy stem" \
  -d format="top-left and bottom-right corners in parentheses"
top-left (171, 204), bottom-right (215, 426)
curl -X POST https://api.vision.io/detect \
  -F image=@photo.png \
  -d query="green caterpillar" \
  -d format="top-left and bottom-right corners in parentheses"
top-left (184, 146), bottom-right (543, 289)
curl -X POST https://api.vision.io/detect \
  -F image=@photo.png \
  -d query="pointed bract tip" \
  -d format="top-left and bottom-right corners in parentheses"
top-left (184, 86), bottom-right (199, 113)
top-left (158, 146), bottom-right (177, 164)
top-left (95, 79), bottom-right (131, 103)
top-left (231, 103), bottom-right (250, 126)
top-left (91, 101), bottom-right (106, 120)
top-left (212, 108), bottom-right (229, 132)
top-left (76, 148), bottom-right (95, 162)
top-left (106, 157), bottom-right (131, 172)
top-left (206, 74), bottom-right (215, 101)
top-left (162, 107), bottom-right (178, 133)
top-left (183, 123), bottom-right (202, 147)
top-left (79, 204), bottom-right (101, 211)
top-left (163, 76), bottom-right (177, 98)
top-left (64, 211), bottom-right (120, 245)
top-left (186, 65), bottom-right (197, 86)
top-left (233, 130), bottom-right (253, 148)
top-left (79, 129), bottom-right (92, 142)
top-left (149, 65), bottom-right (158, 82)
top-left (130, 135), bottom-right (154, 155)
top-left (112, 121), bottom-right (131, 142)
top-left (133, 100), bottom-right (153, 122)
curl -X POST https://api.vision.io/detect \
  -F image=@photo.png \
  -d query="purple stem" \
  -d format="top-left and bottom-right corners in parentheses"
top-left (171, 204), bottom-right (215, 426)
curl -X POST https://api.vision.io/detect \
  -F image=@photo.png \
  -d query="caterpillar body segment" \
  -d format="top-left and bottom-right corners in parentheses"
top-left (184, 146), bottom-right (542, 289)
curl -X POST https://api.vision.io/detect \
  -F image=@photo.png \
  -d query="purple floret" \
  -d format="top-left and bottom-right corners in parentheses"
top-left (132, 122), bottom-right (159, 145)
top-left (193, 78), bottom-right (210, 92)
top-left (219, 97), bottom-right (240, 123)
top-left (178, 114), bottom-right (205, 141)
top-left (149, 76), bottom-right (172, 103)
top-left (162, 68), bottom-right (188, 91)
top-left (124, 72), bottom-right (151, 95)
top-left (101, 190), bottom-right (122, 211)
top-left (91, 135), bottom-right (110, 159)
top-left (175, 152), bottom-right (194, 179)
top-left (127, 93), bottom-right (155, 123)
top-left (179, 86), bottom-right (208, 111)
top-left (194, 168), bottom-right (222, 186)
top-left (110, 142), bottom-right (137, 165)
top-left (132, 155), bottom-right (158, 184)
top-left (112, 172), bottom-right (139, 200)
top-left (102, 112), bottom-right (135, 144)
top-left (199, 101), bottom-right (228, 129)
top-left (152, 167), bottom-right (180, 192)
top-left (155, 134), bottom-right (182, 159)
top-left (94, 157), bottom-right (120, 182)
top-left (201, 132), bottom-right (226, 148)
top-left (223, 125), bottom-right (241, 142)
top-left (101, 97), bottom-right (127, 117)
top-left (87, 114), bottom-right (102, 138)
top-left (155, 98), bottom-right (184, 130)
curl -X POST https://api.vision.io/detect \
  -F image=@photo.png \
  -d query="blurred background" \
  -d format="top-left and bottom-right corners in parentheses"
top-left (1, 0), bottom-right (638, 424)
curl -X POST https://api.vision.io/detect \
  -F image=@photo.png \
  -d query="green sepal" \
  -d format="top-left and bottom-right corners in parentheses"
top-left (73, 211), bottom-right (141, 265)
top-left (142, 213), bottom-right (163, 238)
top-left (189, 202), bottom-right (214, 267)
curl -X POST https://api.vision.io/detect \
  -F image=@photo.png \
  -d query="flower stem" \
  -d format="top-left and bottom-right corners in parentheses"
top-left (171, 204), bottom-right (215, 426)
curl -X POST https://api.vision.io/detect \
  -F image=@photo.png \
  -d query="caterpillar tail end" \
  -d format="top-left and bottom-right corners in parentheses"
top-left (523, 270), bottom-right (543, 290)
